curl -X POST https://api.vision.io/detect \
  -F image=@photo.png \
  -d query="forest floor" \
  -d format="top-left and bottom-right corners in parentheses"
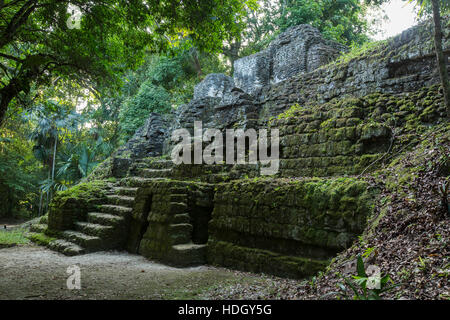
top-left (0, 244), bottom-right (301, 300)
top-left (0, 218), bottom-right (25, 229)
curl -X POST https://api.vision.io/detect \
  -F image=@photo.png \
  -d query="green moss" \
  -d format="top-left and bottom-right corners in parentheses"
top-left (86, 158), bottom-right (113, 181)
top-left (271, 84), bottom-right (444, 178)
top-left (318, 40), bottom-right (388, 70)
top-left (48, 180), bottom-right (108, 231)
top-left (320, 118), bottom-right (335, 129)
top-left (0, 228), bottom-right (30, 246)
top-left (208, 176), bottom-right (377, 277)
top-left (50, 180), bottom-right (107, 210)
top-left (26, 232), bottom-right (56, 246)
top-left (207, 240), bottom-right (329, 279)
top-left (359, 122), bottom-right (390, 141)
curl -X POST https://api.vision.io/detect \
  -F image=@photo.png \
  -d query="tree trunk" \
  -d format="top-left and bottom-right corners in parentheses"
top-left (0, 75), bottom-right (30, 126)
top-left (431, 0), bottom-right (450, 119)
top-left (38, 191), bottom-right (43, 216)
top-left (0, 85), bottom-right (16, 127)
top-left (52, 136), bottom-right (57, 183)
top-left (50, 135), bottom-right (57, 202)
top-left (223, 41), bottom-right (242, 74)
top-left (190, 48), bottom-right (203, 79)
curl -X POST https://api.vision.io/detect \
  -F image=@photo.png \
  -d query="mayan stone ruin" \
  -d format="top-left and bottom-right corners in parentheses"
top-left (28, 21), bottom-right (449, 279)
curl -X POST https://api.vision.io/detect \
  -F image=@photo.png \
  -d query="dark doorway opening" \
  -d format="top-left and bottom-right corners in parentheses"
top-left (135, 194), bottom-right (152, 253)
top-left (190, 205), bottom-right (213, 244)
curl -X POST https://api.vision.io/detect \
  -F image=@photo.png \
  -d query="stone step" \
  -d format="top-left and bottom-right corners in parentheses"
top-left (170, 194), bottom-right (188, 203)
top-left (114, 187), bottom-right (138, 197)
top-left (106, 194), bottom-right (135, 207)
top-left (74, 222), bottom-right (115, 238)
top-left (140, 168), bottom-right (172, 178)
top-left (173, 213), bottom-right (190, 224)
top-left (61, 230), bottom-right (102, 250)
top-left (205, 173), bottom-right (231, 183)
top-left (169, 186), bottom-right (190, 194)
top-left (169, 223), bottom-right (193, 245)
top-left (99, 204), bottom-right (133, 216)
top-left (169, 202), bottom-right (188, 214)
top-left (169, 243), bottom-right (207, 266)
top-left (48, 239), bottom-right (85, 256)
top-left (136, 159), bottom-right (174, 170)
top-left (88, 212), bottom-right (124, 226)
top-left (123, 177), bottom-right (165, 187)
top-left (30, 223), bottom-right (47, 233)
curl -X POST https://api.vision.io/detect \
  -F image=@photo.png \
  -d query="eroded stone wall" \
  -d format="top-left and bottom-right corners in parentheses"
top-left (207, 177), bottom-right (374, 278)
top-left (128, 180), bottom-right (214, 267)
top-left (234, 24), bottom-right (346, 95)
top-left (258, 20), bottom-right (449, 119)
top-left (274, 84), bottom-right (445, 177)
top-left (114, 19), bottom-right (449, 173)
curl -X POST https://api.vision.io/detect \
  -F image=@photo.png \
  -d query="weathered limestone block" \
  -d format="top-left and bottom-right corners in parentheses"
top-left (233, 50), bottom-right (272, 96)
top-left (193, 73), bottom-right (235, 100)
top-left (233, 24), bottom-right (346, 95)
top-left (115, 113), bottom-right (167, 159)
top-left (207, 177), bottom-right (375, 278)
top-left (163, 89), bottom-right (259, 155)
top-left (271, 84), bottom-right (445, 178)
top-left (112, 113), bottom-right (168, 177)
top-left (48, 181), bottom-right (108, 231)
top-left (269, 24), bottom-right (346, 83)
top-left (128, 180), bottom-right (214, 267)
top-left (260, 19), bottom-right (449, 119)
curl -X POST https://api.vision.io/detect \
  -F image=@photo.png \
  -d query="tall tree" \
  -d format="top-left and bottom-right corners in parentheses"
top-left (0, 0), bottom-right (256, 126)
top-left (429, 0), bottom-right (450, 119)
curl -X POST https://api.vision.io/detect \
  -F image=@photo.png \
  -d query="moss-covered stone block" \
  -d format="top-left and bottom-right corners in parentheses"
top-left (48, 181), bottom-right (108, 231)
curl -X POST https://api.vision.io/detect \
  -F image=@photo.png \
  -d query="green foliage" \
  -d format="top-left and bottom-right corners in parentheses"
top-left (274, 0), bottom-right (374, 46)
top-left (3, 31), bottom-right (212, 218)
top-left (149, 55), bottom-right (187, 90)
top-left (26, 232), bottom-right (56, 246)
top-left (115, 48), bottom-right (228, 141)
top-left (231, 0), bottom-right (280, 58)
top-left (118, 81), bottom-right (171, 139)
top-left (0, 228), bottom-right (30, 246)
top-left (0, 114), bottom-right (44, 218)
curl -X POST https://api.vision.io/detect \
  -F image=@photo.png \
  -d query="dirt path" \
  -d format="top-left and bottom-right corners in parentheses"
top-left (0, 218), bottom-right (25, 230)
top-left (0, 244), bottom-right (272, 300)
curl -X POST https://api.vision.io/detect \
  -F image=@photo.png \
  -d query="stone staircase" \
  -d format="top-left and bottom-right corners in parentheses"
top-left (137, 185), bottom-right (209, 267)
top-left (28, 184), bottom-right (137, 256)
top-left (167, 192), bottom-right (208, 267)
top-left (28, 158), bottom-right (210, 266)
top-left (26, 159), bottom-right (179, 256)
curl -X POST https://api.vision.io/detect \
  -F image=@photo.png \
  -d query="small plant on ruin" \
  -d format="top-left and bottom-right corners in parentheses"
top-left (437, 179), bottom-right (449, 217)
top-left (336, 256), bottom-right (398, 300)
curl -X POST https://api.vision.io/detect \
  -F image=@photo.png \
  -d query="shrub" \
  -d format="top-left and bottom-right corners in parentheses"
top-left (119, 81), bottom-right (171, 138)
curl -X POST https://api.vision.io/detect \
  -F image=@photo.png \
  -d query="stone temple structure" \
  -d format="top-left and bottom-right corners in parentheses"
top-left (234, 24), bottom-right (346, 95)
top-left (28, 21), bottom-right (449, 279)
